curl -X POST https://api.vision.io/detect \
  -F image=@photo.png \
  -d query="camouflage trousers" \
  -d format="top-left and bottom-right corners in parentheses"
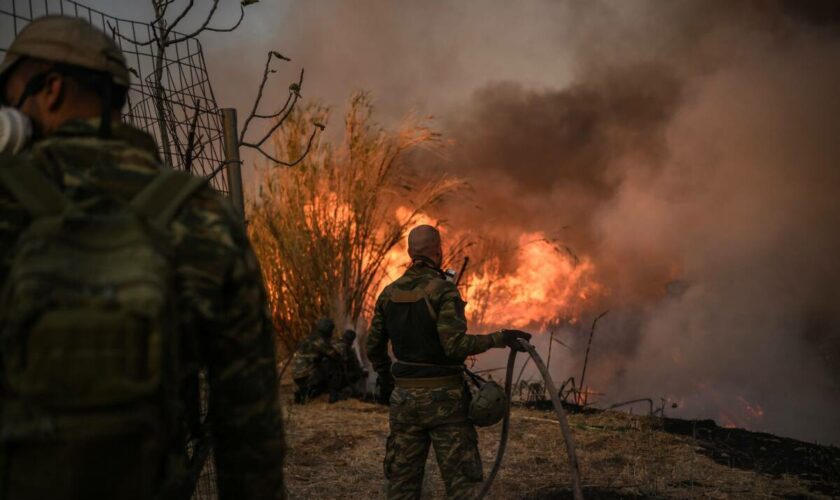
top-left (384, 385), bottom-right (483, 500)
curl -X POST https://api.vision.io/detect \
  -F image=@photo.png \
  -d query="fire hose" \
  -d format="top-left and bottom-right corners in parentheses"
top-left (476, 338), bottom-right (584, 500)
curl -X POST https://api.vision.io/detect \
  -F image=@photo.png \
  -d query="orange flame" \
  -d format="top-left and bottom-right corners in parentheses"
top-left (464, 233), bottom-right (602, 331)
top-left (378, 207), bottom-right (603, 333)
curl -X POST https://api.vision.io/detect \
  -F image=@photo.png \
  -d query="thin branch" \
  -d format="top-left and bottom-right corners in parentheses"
top-left (107, 20), bottom-right (156, 47)
top-left (241, 68), bottom-right (303, 148)
top-left (205, 159), bottom-right (240, 182)
top-left (239, 51), bottom-right (292, 144)
top-left (255, 91), bottom-right (294, 119)
top-left (165, 0), bottom-right (222, 45)
top-left (152, 0), bottom-right (176, 26)
top-left (204, 4), bottom-right (246, 33)
top-left (183, 98), bottom-right (203, 173)
top-left (578, 310), bottom-right (608, 405)
top-left (166, 0), bottom-right (196, 35)
top-left (247, 123), bottom-right (323, 167)
top-left (551, 336), bottom-right (572, 350)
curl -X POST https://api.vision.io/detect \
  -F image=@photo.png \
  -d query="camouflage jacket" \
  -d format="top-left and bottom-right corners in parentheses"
top-left (0, 119), bottom-right (285, 500)
top-left (366, 263), bottom-right (504, 378)
top-left (290, 333), bottom-right (339, 381)
top-left (333, 341), bottom-right (364, 381)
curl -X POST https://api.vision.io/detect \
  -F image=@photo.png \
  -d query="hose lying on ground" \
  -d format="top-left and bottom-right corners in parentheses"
top-left (476, 339), bottom-right (585, 500)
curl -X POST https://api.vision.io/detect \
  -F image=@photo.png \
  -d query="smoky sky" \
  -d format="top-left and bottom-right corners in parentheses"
top-left (437, 2), bottom-right (840, 443)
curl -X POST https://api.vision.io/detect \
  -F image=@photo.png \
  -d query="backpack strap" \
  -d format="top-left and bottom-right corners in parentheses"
top-left (0, 160), bottom-right (69, 217)
top-left (388, 278), bottom-right (448, 321)
top-left (130, 169), bottom-right (206, 227)
top-left (422, 278), bottom-right (447, 321)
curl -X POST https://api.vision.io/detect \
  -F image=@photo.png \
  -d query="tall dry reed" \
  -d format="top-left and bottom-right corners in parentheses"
top-left (248, 93), bottom-right (463, 353)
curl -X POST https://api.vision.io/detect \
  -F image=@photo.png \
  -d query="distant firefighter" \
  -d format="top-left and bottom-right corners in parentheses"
top-left (366, 224), bottom-right (530, 499)
top-left (328, 329), bottom-right (368, 402)
top-left (292, 317), bottom-right (340, 403)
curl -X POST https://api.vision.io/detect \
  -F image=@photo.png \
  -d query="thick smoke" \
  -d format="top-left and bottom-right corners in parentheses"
top-left (433, 2), bottom-right (840, 443)
top-left (206, 0), bottom-right (840, 443)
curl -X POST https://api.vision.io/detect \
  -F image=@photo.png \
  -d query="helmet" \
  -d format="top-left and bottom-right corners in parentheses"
top-left (0, 15), bottom-right (130, 88)
top-left (315, 317), bottom-right (335, 337)
top-left (468, 381), bottom-right (508, 427)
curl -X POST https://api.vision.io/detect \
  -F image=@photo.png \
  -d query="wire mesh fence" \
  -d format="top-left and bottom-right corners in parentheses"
top-left (0, 1), bottom-right (226, 497)
top-left (0, 0), bottom-right (230, 195)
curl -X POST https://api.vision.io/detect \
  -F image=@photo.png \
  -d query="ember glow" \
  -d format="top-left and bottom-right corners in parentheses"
top-left (463, 233), bottom-right (601, 331)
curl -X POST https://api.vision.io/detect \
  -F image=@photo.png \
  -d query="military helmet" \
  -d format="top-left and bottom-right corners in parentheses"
top-left (315, 317), bottom-right (335, 336)
top-left (468, 381), bottom-right (508, 427)
top-left (343, 329), bottom-right (357, 343)
top-left (0, 15), bottom-right (130, 88)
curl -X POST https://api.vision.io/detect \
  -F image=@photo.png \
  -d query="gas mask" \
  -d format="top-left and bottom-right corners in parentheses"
top-left (0, 106), bottom-right (33, 155)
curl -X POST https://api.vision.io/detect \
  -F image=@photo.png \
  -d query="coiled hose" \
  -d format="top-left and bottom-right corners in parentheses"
top-left (476, 339), bottom-right (584, 500)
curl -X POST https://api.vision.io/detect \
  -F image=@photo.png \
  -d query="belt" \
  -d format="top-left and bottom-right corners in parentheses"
top-left (394, 374), bottom-right (464, 389)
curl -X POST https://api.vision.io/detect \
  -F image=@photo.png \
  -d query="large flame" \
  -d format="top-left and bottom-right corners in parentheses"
top-left (464, 233), bottom-right (601, 331)
top-left (380, 207), bottom-right (602, 333)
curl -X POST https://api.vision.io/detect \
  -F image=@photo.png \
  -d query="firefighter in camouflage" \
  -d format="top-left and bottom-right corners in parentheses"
top-left (291, 317), bottom-right (340, 403)
top-left (366, 225), bottom-right (530, 500)
top-left (0, 16), bottom-right (284, 500)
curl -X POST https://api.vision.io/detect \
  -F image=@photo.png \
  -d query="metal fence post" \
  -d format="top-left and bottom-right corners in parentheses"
top-left (221, 108), bottom-right (245, 218)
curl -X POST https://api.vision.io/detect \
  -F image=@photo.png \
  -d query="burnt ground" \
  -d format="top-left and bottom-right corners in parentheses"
top-left (282, 387), bottom-right (839, 499)
top-left (660, 418), bottom-right (840, 495)
top-left (522, 400), bottom-right (840, 496)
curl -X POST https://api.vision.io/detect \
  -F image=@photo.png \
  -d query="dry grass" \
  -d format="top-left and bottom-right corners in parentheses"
top-left (282, 388), bottom-right (826, 499)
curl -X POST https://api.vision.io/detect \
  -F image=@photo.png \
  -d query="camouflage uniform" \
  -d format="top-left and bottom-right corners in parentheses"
top-left (367, 262), bottom-right (505, 500)
top-left (327, 335), bottom-right (365, 401)
top-left (291, 328), bottom-right (339, 401)
top-left (333, 338), bottom-right (364, 385)
top-left (0, 119), bottom-right (285, 499)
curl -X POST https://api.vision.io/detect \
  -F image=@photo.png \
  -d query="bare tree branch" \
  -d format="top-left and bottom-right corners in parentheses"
top-left (204, 4), bottom-right (246, 33)
top-left (166, 0), bottom-right (196, 35)
top-left (183, 99), bottom-right (204, 173)
top-left (107, 20), bottom-right (156, 47)
top-left (239, 51), bottom-right (295, 144)
top-left (248, 123), bottom-right (323, 167)
top-left (165, 0), bottom-right (222, 45)
top-left (578, 310), bottom-right (608, 406)
top-left (151, 0), bottom-right (176, 26)
top-left (242, 74), bottom-right (302, 147)
top-left (205, 159), bottom-right (240, 182)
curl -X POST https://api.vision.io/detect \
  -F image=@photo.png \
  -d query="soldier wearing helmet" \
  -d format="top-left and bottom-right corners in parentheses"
top-left (0, 16), bottom-right (284, 500)
top-left (327, 329), bottom-right (367, 402)
top-left (291, 317), bottom-right (342, 403)
top-left (0, 15), bottom-right (131, 146)
top-left (366, 224), bottom-right (530, 500)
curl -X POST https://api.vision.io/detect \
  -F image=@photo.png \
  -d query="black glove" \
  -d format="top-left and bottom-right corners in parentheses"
top-left (501, 329), bottom-right (532, 352)
top-left (376, 372), bottom-right (394, 405)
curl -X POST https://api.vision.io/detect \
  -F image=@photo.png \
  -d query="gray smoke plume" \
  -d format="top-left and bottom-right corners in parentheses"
top-left (433, 1), bottom-right (840, 443)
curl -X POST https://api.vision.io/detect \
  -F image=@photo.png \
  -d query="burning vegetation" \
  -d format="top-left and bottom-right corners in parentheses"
top-left (248, 93), bottom-right (462, 352)
top-left (249, 0), bottom-right (840, 451)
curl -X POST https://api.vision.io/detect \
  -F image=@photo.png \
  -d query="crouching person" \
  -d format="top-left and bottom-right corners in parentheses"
top-left (291, 317), bottom-right (339, 403)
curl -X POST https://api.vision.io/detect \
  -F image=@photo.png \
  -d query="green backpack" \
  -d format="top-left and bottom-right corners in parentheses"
top-left (0, 161), bottom-right (206, 500)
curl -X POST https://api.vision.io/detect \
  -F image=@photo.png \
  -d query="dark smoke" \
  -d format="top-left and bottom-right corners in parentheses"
top-left (429, 1), bottom-right (840, 443)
